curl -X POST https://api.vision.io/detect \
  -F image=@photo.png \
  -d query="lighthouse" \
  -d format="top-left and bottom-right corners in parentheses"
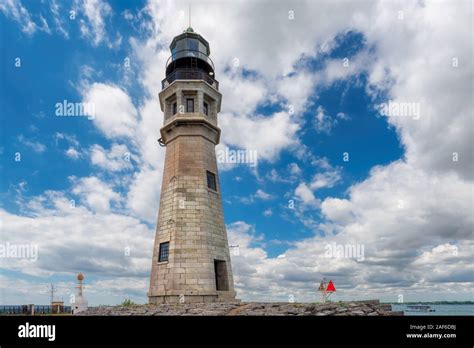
top-left (72, 273), bottom-right (88, 314)
top-left (148, 27), bottom-right (236, 304)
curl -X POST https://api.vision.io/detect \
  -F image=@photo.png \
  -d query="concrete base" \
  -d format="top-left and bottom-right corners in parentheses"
top-left (71, 296), bottom-right (89, 315)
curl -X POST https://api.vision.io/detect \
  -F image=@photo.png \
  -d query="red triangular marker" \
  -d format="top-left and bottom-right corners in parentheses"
top-left (326, 280), bottom-right (336, 292)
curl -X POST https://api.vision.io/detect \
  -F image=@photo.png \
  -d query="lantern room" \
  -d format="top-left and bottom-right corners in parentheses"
top-left (162, 27), bottom-right (218, 90)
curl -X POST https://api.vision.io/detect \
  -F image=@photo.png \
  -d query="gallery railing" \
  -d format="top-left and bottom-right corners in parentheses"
top-left (162, 68), bottom-right (219, 90)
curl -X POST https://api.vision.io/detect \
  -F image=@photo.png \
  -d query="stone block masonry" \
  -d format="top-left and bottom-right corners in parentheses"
top-left (148, 78), bottom-right (236, 303)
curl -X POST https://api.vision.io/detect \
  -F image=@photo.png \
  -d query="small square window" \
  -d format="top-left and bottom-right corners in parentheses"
top-left (206, 171), bottom-right (217, 191)
top-left (172, 102), bottom-right (177, 115)
top-left (186, 98), bottom-right (194, 113)
top-left (203, 102), bottom-right (208, 116)
top-left (158, 242), bottom-right (169, 262)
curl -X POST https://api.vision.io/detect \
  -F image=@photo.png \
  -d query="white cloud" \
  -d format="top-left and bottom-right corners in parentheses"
top-left (55, 133), bottom-right (83, 160)
top-left (90, 144), bottom-right (133, 171)
top-left (1, 191), bottom-right (152, 278)
top-left (314, 106), bottom-right (333, 134)
top-left (77, 0), bottom-right (114, 47)
top-left (289, 163), bottom-right (302, 176)
top-left (254, 189), bottom-right (274, 201)
top-left (219, 72), bottom-right (267, 115)
top-left (314, 106), bottom-right (350, 135)
top-left (310, 169), bottom-right (341, 190)
top-left (0, 0), bottom-right (48, 35)
top-left (17, 135), bottom-right (46, 153)
top-left (358, 1), bottom-right (474, 180)
top-left (71, 176), bottom-right (121, 213)
top-left (229, 160), bottom-right (473, 301)
top-left (79, 78), bottom-right (164, 225)
top-left (126, 168), bottom-right (162, 222)
top-left (238, 189), bottom-right (276, 205)
top-left (222, 0), bottom-right (473, 302)
top-left (294, 183), bottom-right (316, 205)
top-left (82, 83), bottom-right (138, 139)
top-left (50, 0), bottom-right (69, 38)
top-left (263, 209), bottom-right (273, 217)
top-left (2, 0), bottom-right (473, 304)
top-left (66, 147), bottom-right (81, 160)
top-left (135, 99), bottom-right (164, 169)
top-left (321, 198), bottom-right (354, 224)
top-left (219, 112), bottom-right (300, 162)
top-left (54, 132), bottom-right (79, 147)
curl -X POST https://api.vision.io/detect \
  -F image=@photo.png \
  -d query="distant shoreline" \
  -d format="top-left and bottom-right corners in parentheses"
top-left (386, 301), bottom-right (474, 305)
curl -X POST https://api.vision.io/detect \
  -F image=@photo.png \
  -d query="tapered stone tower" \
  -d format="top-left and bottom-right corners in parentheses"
top-left (148, 27), bottom-right (236, 304)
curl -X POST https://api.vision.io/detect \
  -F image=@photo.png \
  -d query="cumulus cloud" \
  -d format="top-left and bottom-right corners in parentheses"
top-left (71, 176), bottom-right (121, 213)
top-left (217, 0), bottom-right (473, 302)
top-left (79, 74), bottom-right (165, 225)
top-left (126, 168), bottom-right (162, 222)
top-left (295, 183), bottom-right (317, 205)
top-left (219, 112), bottom-right (300, 162)
top-left (90, 144), bottom-right (133, 171)
top-left (65, 147), bottom-right (81, 160)
top-left (2, 0), bottom-right (472, 304)
top-left (1, 190), bottom-right (153, 279)
top-left (82, 83), bottom-right (138, 139)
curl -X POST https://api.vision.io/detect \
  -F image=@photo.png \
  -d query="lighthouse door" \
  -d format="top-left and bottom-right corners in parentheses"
top-left (214, 260), bottom-right (229, 291)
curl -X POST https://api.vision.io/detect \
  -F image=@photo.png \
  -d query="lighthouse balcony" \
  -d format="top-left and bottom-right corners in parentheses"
top-left (162, 68), bottom-right (219, 90)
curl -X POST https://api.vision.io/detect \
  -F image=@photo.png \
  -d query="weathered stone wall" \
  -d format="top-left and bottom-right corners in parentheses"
top-left (78, 301), bottom-right (403, 316)
top-left (148, 80), bottom-right (235, 304)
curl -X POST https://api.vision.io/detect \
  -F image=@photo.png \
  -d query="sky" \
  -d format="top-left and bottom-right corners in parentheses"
top-left (0, 0), bottom-right (473, 305)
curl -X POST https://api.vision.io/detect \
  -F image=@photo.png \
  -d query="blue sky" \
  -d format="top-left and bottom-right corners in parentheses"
top-left (0, 0), bottom-right (473, 305)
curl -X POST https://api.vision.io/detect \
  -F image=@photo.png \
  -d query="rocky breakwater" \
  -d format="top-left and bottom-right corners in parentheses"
top-left (78, 300), bottom-right (403, 316)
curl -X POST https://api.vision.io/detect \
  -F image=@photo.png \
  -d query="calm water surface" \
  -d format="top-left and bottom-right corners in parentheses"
top-left (391, 304), bottom-right (474, 316)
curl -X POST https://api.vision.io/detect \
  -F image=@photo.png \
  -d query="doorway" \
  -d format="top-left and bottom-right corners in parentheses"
top-left (214, 260), bottom-right (229, 291)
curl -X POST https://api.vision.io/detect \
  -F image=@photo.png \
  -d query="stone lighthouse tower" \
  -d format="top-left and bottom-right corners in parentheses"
top-left (148, 27), bottom-right (236, 304)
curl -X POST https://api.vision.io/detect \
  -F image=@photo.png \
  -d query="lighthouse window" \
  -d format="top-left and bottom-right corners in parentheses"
top-left (158, 242), bottom-right (169, 262)
top-left (186, 98), bottom-right (194, 113)
top-left (206, 171), bottom-right (217, 191)
top-left (188, 38), bottom-right (199, 52)
top-left (203, 102), bottom-right (208, 116)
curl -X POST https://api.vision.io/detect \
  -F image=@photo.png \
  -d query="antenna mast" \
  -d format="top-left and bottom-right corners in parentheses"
top-left (50, 283), bottom-right (56, 303)
top-left (189, 3), bottom-right (191, 28)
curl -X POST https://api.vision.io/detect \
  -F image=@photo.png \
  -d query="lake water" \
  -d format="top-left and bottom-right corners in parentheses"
top-left (391, 304), bottom-right (474, 316)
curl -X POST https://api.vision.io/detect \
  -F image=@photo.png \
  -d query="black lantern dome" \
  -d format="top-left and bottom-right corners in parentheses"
top-left (162, 27), bottom-right (218, 90)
